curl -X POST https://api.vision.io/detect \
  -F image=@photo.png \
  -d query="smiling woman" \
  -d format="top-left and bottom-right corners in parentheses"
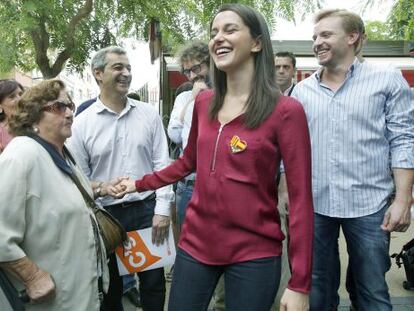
top-left (0, 79), bottom-right (109, 310)
top-left (115, 3), bottom-right (314, 311)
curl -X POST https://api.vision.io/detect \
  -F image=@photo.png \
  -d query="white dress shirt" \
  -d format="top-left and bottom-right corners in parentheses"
top-left (68, 97), bottom-right (173, 216)
top-left (167, 90), bottom-right (196, 181)
top-left (167, 90), bottom-right (193, 145)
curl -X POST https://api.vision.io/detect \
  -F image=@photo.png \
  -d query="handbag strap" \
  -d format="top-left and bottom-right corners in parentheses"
top-left (62, 146), bottom-right (98, 211)
top-left (69, 169), bottom-right (98, 211)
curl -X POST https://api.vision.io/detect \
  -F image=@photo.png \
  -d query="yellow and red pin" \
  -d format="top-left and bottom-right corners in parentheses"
top-left (230, 135), bottom-right (247, 153)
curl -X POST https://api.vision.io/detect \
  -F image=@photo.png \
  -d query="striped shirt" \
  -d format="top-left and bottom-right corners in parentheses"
top-left (292, 58), bottom-right (414, 217)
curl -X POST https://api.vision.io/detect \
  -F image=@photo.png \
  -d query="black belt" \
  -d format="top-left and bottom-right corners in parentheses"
top-left (104, 193), bottom-right (156, 209)
top-left (179, 179), bottom-right (195, 187)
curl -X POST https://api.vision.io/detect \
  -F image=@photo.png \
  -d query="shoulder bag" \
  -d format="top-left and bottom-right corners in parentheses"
top-left (69, 172), bottom-right (128, 255)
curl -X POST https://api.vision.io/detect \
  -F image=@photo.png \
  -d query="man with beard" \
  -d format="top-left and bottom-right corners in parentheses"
top-left (167, 41), bottom-right (210, 231)
top-left (68, 46), bottom-right (173, 311)
top-left (292, 9), bottom-right (414, 311)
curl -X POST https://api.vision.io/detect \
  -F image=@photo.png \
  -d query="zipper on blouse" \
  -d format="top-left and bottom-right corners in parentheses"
top-left (211, 124), bottom-right (224, 172)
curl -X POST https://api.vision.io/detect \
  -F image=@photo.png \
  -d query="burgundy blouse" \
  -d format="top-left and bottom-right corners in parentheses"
top-left (136, 90), bottom-right (314, 293)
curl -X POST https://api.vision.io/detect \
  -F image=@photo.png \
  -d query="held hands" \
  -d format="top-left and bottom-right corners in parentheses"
top-left (280, 288), bottom-right (309, 311)
top-left (109, 177), bottom-right (137, 198)
top-left (100, 177), bottom-right (129, 197)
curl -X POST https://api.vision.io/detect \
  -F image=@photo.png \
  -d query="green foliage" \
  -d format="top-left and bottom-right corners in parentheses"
top-left (364, 20), bottom-right (392, 40)
top-left (0, 0), bottom-right (322, 78)
top-left (362, 0), bottom-right (414, 41)
top-left (387, 0), bottom-right (414, 40)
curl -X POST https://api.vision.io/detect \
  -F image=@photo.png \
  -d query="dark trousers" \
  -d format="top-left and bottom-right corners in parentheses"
top-left (101, 199), bottom-right (166, 311)
top-left (169, 248), bottom-right (281, 311)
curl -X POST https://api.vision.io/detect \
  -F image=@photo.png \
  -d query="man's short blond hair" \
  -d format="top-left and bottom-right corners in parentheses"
top-left (314, 9), bottom-right (365, 54)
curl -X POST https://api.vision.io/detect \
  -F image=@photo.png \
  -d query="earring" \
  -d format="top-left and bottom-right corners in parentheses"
top-left (33, 126), bottom-right (39, 133)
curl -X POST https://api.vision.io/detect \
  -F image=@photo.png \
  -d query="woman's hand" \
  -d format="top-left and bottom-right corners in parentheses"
top-left (280, 288), bottom-right (309, 311)
top-left (1, 257), bottom-right (56, 304)
top-left (24, 267), bottom-right (56, 303)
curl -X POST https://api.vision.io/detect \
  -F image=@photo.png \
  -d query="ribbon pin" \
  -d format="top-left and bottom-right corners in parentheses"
top-left (230, 135), bottom-right (247, 153)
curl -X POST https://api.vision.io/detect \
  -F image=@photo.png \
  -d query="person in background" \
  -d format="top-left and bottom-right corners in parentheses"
top-left (167, 41), bottom-right (210, 231)
top-left (292, 9), bottom-right (414, 311)
top-left (274, 52), bottom-right (296, 96)
top-left (0, 79), bottom-right (23, 153)
top-left (166, 80), bottom-right (194, 282)
top-left (75, 97), bottom-right (97, 116)
top-left (0, 79), bottom-right (109, 310)
top-left (272, 51), bottom-right (296, 311)
top-left (116, 3), bottom-right (313, 310)
top-left (68, 46), bottom-right (173, 311)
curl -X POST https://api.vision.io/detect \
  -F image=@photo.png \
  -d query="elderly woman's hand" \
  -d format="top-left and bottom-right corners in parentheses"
top-left (1, 257), bottom-right (56, 303)
top-left (24, 267), bottom-right (56, 303)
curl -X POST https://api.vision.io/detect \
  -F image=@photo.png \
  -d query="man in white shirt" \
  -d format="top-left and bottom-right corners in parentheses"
top-left (167, 41), bottom-right (210, 230)
top-left (68, 46), bottom-right (173, 311)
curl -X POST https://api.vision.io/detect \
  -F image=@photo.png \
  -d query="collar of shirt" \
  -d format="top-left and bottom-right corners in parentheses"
top-left (94, 96), bottom-right (136, 118)
top-left (283, 83), bottom-right (295, 96)
top-left (315, 57), bottom-right (361, 82)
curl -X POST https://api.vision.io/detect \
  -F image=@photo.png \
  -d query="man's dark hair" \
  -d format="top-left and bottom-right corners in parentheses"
top-left (275, 52), bottom-right (296, 68)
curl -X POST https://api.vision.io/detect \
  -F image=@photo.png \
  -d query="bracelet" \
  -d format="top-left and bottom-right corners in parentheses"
top-left (94, 182), bottom-right (104, 198)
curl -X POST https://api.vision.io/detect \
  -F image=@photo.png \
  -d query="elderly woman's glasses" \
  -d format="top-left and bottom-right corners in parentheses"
top-left (42, 100), bottom-right (75, 114)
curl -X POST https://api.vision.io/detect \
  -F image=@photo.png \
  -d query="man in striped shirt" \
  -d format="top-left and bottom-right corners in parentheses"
top-left (292, 9), bottom-right (414, 311)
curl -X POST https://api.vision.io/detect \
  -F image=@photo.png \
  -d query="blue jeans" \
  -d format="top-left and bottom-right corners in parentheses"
top-left (122, 274), bottom-right (136, 294)
top-left (310, 206), bottom-right (391, 311)
top-left (175, 180), bottom-right (194, 229)
top-left (169, 248), bottom-right (281, 311)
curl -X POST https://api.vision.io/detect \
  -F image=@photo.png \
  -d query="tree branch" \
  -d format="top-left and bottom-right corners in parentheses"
top-left (51, 0), bottom-right (94, 77)
top-left (30, 17), bottom-right (52, 77)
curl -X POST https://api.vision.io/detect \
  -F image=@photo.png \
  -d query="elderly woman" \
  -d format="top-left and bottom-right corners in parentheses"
top-left (0, 79), bottom-right (24, 153)
top-left (0, 80), bottom-right (109, 310)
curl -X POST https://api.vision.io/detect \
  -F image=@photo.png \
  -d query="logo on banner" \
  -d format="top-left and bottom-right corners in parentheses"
top-left (116, 231), bottom-right (162, 273)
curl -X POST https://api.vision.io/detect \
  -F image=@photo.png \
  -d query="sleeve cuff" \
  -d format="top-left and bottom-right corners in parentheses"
top-left (391, 150), bottom-right (414, 169)
top-left (154, 202), bottom-right (171, 217)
